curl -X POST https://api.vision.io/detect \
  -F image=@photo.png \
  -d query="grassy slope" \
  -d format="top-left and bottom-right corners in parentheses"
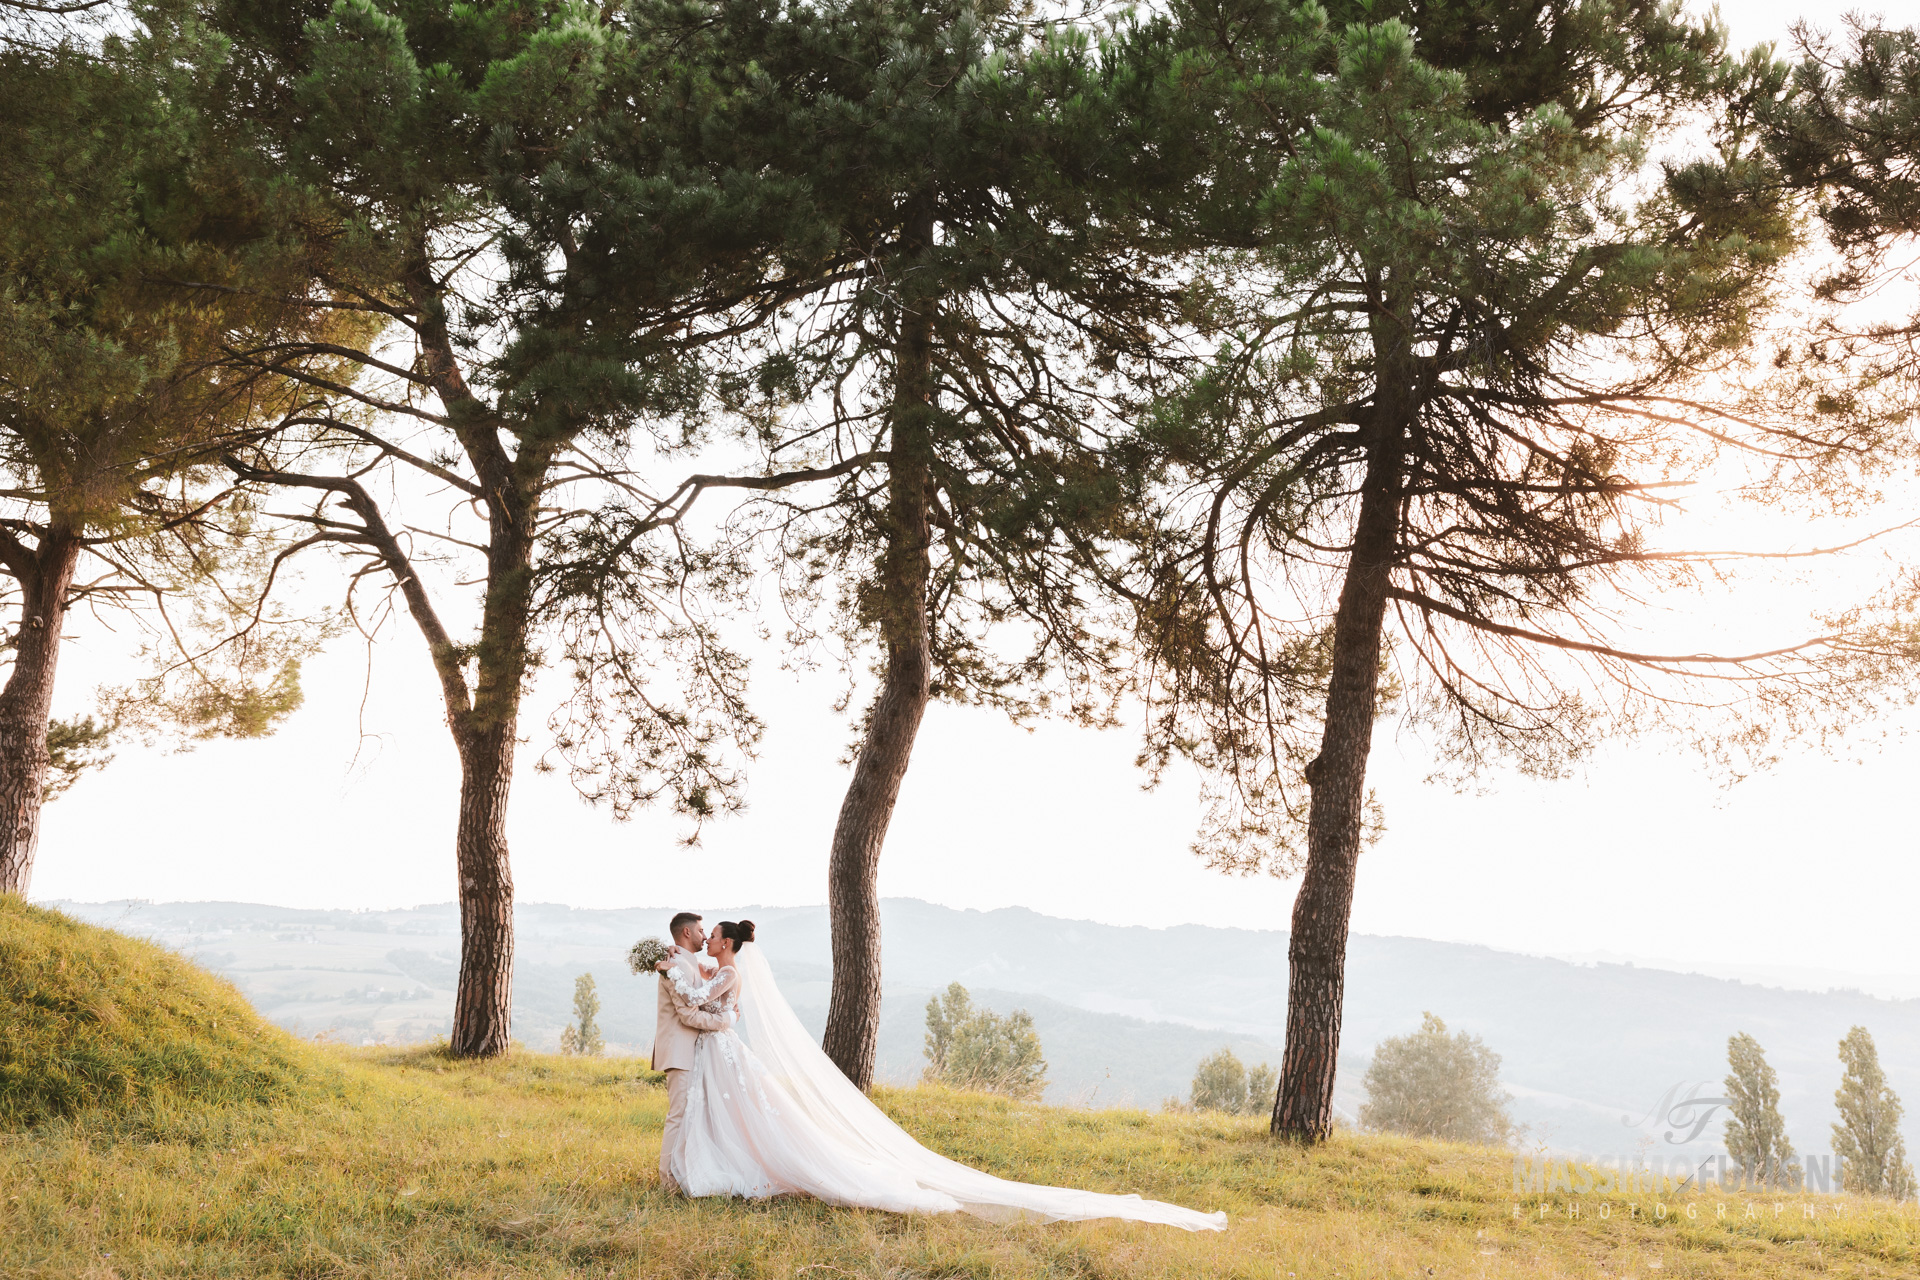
top-left (0, 897), bottom-right (326, 1128)
top-left (5, 1054), bottom-right (1917, 1278)
top-left (2, 902), bottom-right (1917, 1278)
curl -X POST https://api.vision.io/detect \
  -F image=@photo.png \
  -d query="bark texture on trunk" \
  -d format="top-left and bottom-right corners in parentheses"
top-left (1272, 413), bottom-right (1403, 1142)
top-left (410, 261), bottom-right (541, 1060)
top-left (0, 528), bottom-right (80, 898)
top-left (442, 455), bottom-right (537, 1058)
top-left (822, 209), bottom-right (937, 1089)
top-left (449, 718), bottom-right (518, 1056)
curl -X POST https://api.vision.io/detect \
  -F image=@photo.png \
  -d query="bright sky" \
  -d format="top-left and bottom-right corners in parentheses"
top-left (34, 0), bottom-right (1920, 991)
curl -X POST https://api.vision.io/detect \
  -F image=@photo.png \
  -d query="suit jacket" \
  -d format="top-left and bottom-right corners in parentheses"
top-left (651, 949), bottom-right (730, 1072)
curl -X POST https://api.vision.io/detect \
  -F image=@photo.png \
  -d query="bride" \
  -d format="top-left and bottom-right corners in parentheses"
top-left (662, 919), bottom-right (1226, 1230)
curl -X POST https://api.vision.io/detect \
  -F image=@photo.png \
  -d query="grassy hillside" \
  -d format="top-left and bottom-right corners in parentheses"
top-left (0, 897), bottom-right (325, 1129)
top-left (6, 904), bottom-right (1915, 1278)
top-left (3, 1045), bottom-right (1916, 1279)
top-left (7, 905), bottom-right (1912, 1274)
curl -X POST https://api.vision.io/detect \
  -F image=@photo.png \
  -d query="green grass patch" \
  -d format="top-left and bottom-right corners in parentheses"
top-left (0, 897), bottom-right (327, 1129)
top-left (1, 903), bottom-right (1916, 1277)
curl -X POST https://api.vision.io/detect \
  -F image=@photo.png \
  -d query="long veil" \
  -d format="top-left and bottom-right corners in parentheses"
top-left (731, 945), bottom-right (1226, 1231)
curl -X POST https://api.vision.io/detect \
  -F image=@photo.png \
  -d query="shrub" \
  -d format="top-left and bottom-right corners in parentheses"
top-left (1359, 1012), bottom-right (1511, 1145)
top-left (1187, 1047), bottom-right (1278, 1116)
top-left (922, 982), bottom-right (1047, 1100)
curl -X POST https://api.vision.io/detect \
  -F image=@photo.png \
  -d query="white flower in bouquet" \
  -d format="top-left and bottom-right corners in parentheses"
top-left (628, 936), bottom-right (671, 975)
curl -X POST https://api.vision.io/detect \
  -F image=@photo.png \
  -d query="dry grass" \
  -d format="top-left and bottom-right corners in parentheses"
top-left (3, 900), bottom-right (1914, 1278)
top-left (2, 1046), bottom-right (1916, 1279)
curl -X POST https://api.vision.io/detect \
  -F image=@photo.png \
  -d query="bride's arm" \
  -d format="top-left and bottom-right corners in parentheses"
top-left (668, 965), bottom-right (738, 1030)
top-left (675, 1003), bottom-right (732, 1031)
top-left (666, 959), bottom-right (723, 1004)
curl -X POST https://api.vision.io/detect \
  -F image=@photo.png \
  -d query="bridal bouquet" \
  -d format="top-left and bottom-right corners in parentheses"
top-left (628, 937), bottom-right (671, 975)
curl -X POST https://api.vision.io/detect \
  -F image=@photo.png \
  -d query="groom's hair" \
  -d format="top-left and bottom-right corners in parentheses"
top-left (669, 911), bottom-right (702, 939)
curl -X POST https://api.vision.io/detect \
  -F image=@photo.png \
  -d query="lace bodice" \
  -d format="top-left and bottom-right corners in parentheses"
top-left (670, 963), bottom-right (740, 1022)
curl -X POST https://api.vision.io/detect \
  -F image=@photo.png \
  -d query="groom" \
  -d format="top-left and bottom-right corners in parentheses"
top-left (652, 911), bottom-right (731, 1192)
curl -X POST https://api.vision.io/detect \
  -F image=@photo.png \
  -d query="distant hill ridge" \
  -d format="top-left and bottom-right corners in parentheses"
top-left (51, 897), bottom-right (1920, 1158)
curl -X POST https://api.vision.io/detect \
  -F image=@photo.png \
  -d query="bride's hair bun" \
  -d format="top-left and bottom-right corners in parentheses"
top-left (721, 919), bottom-right (755, 947)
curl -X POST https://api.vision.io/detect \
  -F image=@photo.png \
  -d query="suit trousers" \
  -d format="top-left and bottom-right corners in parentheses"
top-left (660, 1067), bottom-right (692, 1185)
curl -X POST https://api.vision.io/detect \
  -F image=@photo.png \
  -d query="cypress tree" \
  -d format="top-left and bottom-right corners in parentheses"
top-left (1832, 1025), bottom-right (1916, 1200)
top-left (1726, 1032), bottom-right (1797, 1189)
top-left (560, 972), bottom-right (603, 1057)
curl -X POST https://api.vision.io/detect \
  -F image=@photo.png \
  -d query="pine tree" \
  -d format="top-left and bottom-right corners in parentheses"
top-left (199, 0), bottom-right (783, 1056)
top-left (560, 973), bottom-right (602, 1057)
top-left (593, 0), bottom-right (1209, 1089)
top-left (1726, 1033), bottom-right (1798, 1189)
top-left (1125, 0), bottom-right (1888, 1142)
top-left (1761, 19), bottom-right (1920, 403)
top-left (0, 12), bottom-right (340, 894)
top-left (1359, 1013), bottom-right (1511, 1145)
top-left (1832, 1026), bottom-right (1916, 1200)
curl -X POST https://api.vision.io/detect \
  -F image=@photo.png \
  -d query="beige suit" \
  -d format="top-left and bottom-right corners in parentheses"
top-left (653, 949), bottom-right (731, 1187)
top-left (652, 950), bottom-right (728, 1070)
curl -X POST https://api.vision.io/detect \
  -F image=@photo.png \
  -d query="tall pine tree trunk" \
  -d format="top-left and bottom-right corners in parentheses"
top-left (449, 716), bottom-right (517, 1055)
top-left (1272, 414), bottom-right (1403, 1141)
top-left (0, 528), bottom-right (79, 897)
top-left (444, 511), bottom-right (535, 1057)
top-left (407, 253), bottom-right (540, 1060)
top-left (822, 208), bottom-right (936, 1089)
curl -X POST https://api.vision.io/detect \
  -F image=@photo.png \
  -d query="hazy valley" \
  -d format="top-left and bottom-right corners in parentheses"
top-left (52, 897), bottom-right (1919, 1165)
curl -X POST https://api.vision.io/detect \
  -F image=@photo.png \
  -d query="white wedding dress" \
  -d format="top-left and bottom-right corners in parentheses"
top-left (664, 947), bottom-right (1226, 1231)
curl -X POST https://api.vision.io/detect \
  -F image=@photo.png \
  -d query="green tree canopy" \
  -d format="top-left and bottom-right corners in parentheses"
top-left (1764, 16), bottom-right (1920, 337)
top-left (574, 0), bottom-right (1213, 1088)
top-left (196, 0), bottom-right (807, 1055)
top-left (0, 8), bottom-right (346, 894)
top-left (1753, 18), bottom-right (1920, 526)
